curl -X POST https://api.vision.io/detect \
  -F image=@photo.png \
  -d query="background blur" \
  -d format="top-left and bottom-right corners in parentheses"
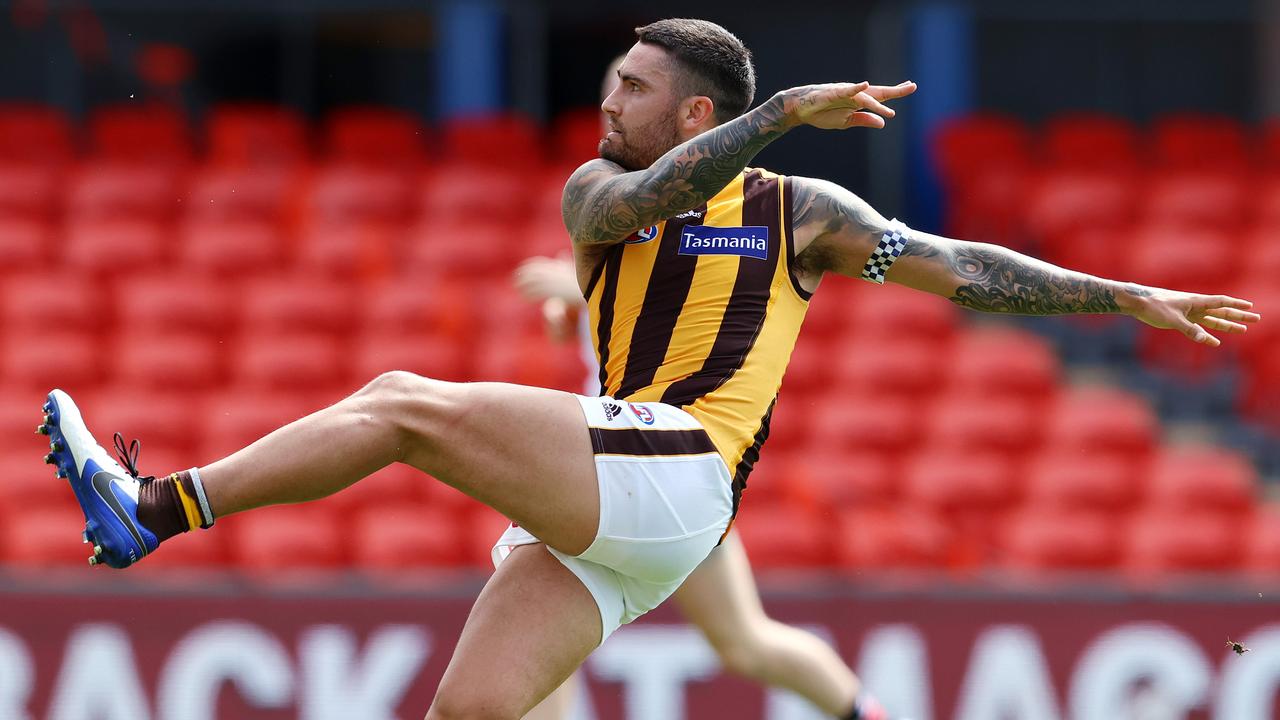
top-left (0, 0), bottom-right (1278, 718)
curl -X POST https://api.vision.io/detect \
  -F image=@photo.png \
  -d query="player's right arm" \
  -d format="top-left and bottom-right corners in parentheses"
top-left (561, 81), bottom-right (916, 247)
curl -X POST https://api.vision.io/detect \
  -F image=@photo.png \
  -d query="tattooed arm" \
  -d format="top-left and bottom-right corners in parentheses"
top-left (561, 80), bottom-right (916, 246)
top-left (791, 177), bottom-right (1260, 346)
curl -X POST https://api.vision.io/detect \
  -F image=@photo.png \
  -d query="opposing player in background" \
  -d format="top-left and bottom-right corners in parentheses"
top-left (511, 54), bottom-right (887, 720)
top-left (41, 18), bottom-right (1257, 720)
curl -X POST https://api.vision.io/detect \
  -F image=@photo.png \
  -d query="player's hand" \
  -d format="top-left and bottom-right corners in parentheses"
top-left (779, 80), bottom-right (916, 130)
top-left (513, 256), bottom-right (583, 304)
top-left (1123, 286), bottom-right (1260, 347)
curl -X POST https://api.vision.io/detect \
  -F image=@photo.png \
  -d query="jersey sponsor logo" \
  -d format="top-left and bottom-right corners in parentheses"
top-left (677, 225), bottom-right (769, 260)
top-left (629, 403), bottom-right (655, 425)
top-left (602, 401), bottom-right (622, 420)
top-left (624, 225), bottom-right (660, 244)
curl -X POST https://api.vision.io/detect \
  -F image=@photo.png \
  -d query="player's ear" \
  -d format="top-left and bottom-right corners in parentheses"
top-left (679, 96), bottom-right (716, 132)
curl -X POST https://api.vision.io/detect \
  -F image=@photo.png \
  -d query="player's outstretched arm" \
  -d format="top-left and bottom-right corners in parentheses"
top-left (562, 81), bottom-right (916, 247)
top-left (790, 177), bottom-right (1261, 346)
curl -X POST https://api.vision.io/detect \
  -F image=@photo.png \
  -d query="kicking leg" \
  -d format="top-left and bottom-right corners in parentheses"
top-left (521, 671), bottom-right (580, 720)
top-left (672, 531), bottom-right (881, 718)
top-left (428, 544), bottom-right (600, 720)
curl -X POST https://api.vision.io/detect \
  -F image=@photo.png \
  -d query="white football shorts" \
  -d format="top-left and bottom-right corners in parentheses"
top-left (492, 394), bottom-right (733, 643)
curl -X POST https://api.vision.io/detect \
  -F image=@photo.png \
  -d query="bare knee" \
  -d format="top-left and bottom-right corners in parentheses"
top-left (711, 626), bottom-right (770, 680)
top-left (351, 371), bottom-right (464, 458)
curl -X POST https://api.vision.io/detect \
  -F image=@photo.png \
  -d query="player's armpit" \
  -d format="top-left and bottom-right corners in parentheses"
top-left (789, 176), bottom-right (892, 282)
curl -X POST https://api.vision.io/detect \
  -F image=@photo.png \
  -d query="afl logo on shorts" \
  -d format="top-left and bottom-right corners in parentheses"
top-left (629, 403), bottom-right (655, 425)
top-left (624, 225), bottom-right (659, 245)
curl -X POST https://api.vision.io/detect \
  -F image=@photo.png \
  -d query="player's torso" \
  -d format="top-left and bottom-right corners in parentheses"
top-left (583, 168), bottom-right (811, 508)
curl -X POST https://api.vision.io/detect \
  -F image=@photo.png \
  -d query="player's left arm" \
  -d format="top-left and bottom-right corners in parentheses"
top-left (790, 177), bottom-right (1261, 346)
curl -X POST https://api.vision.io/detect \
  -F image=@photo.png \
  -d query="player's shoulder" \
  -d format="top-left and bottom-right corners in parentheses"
top-left (564, 158), bottom-right (628, 190)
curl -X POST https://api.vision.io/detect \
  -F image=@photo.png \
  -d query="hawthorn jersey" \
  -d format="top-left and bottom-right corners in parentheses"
top-left (583, 168), bottom-right (810, 518)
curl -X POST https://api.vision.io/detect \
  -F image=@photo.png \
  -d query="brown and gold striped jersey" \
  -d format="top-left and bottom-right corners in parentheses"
top-left (583, 168), bottom-right (810, 517)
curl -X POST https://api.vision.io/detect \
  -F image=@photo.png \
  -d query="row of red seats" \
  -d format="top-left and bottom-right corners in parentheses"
top-left (0, 102), bottom-right (601, 170)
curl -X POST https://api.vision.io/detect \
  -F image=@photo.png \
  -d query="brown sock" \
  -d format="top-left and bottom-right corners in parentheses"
top-left (137, 471), bottom-right (211, 543)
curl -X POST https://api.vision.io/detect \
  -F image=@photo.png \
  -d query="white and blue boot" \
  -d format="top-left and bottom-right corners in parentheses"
top-left (40, 389), bottom-right (158, 568)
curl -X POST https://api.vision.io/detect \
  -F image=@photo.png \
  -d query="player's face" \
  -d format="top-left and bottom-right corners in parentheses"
top-left (598, 43), bottom-right (683, 171)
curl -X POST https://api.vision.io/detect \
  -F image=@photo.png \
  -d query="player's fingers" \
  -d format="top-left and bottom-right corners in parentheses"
top-left (855, 92), bottom-right (894, 117)
top-left (1207, 306), bottom-right (1262, 323)
top-left (1199, 314), bottom-right (1249, 334)
top-left (844, 111), bottom-right (886, 129)
top-left (865, 81), bottom-right (917, 100)
top-left (1194, 294), bottom-right (1254, 311)
top-left (1177, 317), bottom-right (1220, 346)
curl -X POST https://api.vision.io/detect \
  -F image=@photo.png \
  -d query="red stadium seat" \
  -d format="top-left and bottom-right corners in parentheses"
top-left (945, 326), bottom-right (1059, 400)
top-left (420, 163), bottom-right (532, 224)
top-left (62, 217), bottom-right (166, 273)
top-left (0, 450), bottom-right (81, 513)
top-left (931, 113), bottom-right (1033, 189)
top-left (307, 164), bottom-right (415, 224)
top-left (0, 384), bottom-right (56, 438)
top-left (0, 164), bottom-right (61, 220)
top-left (944, 161), bottom-right (1035, 251)
top-left (206, 104), bottom-right (309, 168)
top-left (87, 103), bottom-right (192, 166)
top-left (111, 332), bottom-right (223, 391)
top-left (1042, 113), bottom-right (1141, 170)
top-left (230, 333), bottom-right (347, 390)
top-left (1139, 171), bottom-right (1249, 228)
top-left (322, 107), bottom-right (429, 168)
top-left (360, 278), bottom-right (475, 344)
top-left (185, 166), bottom-right (299, 223)
top-left (295, 221), bottom-right (396, 281)
top-left (404, 218), bottom-right (518, 279)
top-left (1240, 226), bottom-right (1280, 287)
top-left (783, 448), bottom-right (898, 509)
top-left (923, 393), bottom-right (1040, 458)
top-left (2, 332), bottom-right (101, 391)
top-left (1023, 451), bottom-right (1140, 513)
top-left (197, 390), bottom-right (322, 462)
top-left (807, 394), bottom-right (919, 456)
top-left (1244, 505), bottom-right (1280, 575)
top-left (833, 507), bottom-right (953, 571)
top-left (1259, 178), bottom-right (1280, 228)
top-left (1041, 225), bottom-right (1127, 280)
top-left (328, 463), bottom-right (427, 514)
top-left (1042, 387), bottom-right (1158, 459)
top-left (471, 332), bottom-right (585, 389)
top-left (238, 277), bottom-right (357, 334)
top-left (352, 504), bottom-right (468, 570)
top-left (226, 505), bottom-right (346, 571)
top-left (733, 504), bottom-right (831, 569)
top-left (1024, 169), bottom-right (1136, 243)
top-left (1002, 507), bottom-right (1120, 572)
top-left (116, 273), bottom-right (233, 334)
top-left (86, 385), bottom-right (205, 455)
top-left (758, 400), bottom-right (808, 455)
top-left (441, 112), bottom-right (542, 168)
top-left (844, 282), bottom-right (959, 344)
top-left (1239, 341), bottom-right (1280, 432)
top-left (1123, 510), bottom-right (1242, 576)
top-left (350, 331), bottom-right (469, 383)
top-left (779, 340), bottom-right (834, 396)
top-left (178, 218), bottom-right (286, 277)
top-left (903, 448), bottom-right (1017, 514)
top-left (1144, 446), bottom-right (1256, 515)
top-left (0, 506), bottom-right (95, 568)
top-left (1265, 119), bottom-right (1280, 171)
top-left (0, 103), bottom-right (75, 165)
top-left (1128, 224), bottom-right (1236, 292)
top-left (67, 163), bottom-right (182, 222)
top-left (0, 218), bottom-right (49, 271)
top-left (828, 335), bottom-right (948, 401)
top-left (2, 272), bottom-right (103, 333)
top-left (551, 106), bottom-right (605, 166)
top-left (130, 527), bottom-right (227, 571)
top-left (1151, 114), bottom-right (1250, 171)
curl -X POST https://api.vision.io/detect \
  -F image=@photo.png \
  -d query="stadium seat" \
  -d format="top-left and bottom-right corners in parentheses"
top-left (1265, 119), bottom-right (1280, 171)
top-left (129, 526), bottom-right (227, 571)
top-left (779, 340), bottom-right (833, 396)
top-left (943, 161), bottom-right (1035, 251)
top-left (352, 504), bottom-right (469, 570)
top-left (1151, 113), bottom-right (1250, 171)
top-left (1123, 509), bottom-right (1242, 576)
top-left (844, 281), bottom-right (959, 344)
top-left (206, 103), bottom-right (309, 168)
top-left (833, 507), bottom-right (953, 571)
top-left (945, 326), bottom-right (1059, 400)
top-left (2, 272), bottom-right (103, 333)
top-left (1040, 225), bottom-right (1127, 280)
top-left (0, 164), bottom-right (61, 220)
top-left (87, 103), bottom-right (192, 166)
top-left (931, 113), bottom-right (1033, 189)
top-left (230, 333), bottom-right (347, 390)
top-left (404, 218), bottom-right (518, 278)
top-left (420, 163), bottom-right (532, 224)
top-left (923, 393), bottom-right (1040, 458)
top-left (551, 106), bottom-right (605, 166)
top-left (1244, 505), bottom-right (1280, 575)
top-left (0, 218), bottom-right (49, 271)
top-left (295, 221), bottom-right (396, 281)
top-left (116, 273), bottom-right (233, 334)
top-left (1239, 342), bottom-right (1280, 432)
top-left (0, 103), bottom-right (75, 165)
top-left (226, 505), bottom-right (347, 572)
top-left (903, 448), bottom-right (1017, 514)
top-left (238, 276), bottom-right (357, 334)
top-left (62, 217), bottom-right (166, 273)
top-left (178, 218), bottom-right (286, 277)
top-left (782, 448), bottom-right (897, 509)
top-left (0, 384), bottom-right (55, 438)
top-left (360, 278), bottom-right (475, 344)
top-left (197, 390), bottom-right (324, 462)
top-left (350, 331), bottom-right (469, 383)
top-left (111, 332), bottom-right (223, 391)
top-left (85, 385), bottom-right (205, 454)
top-left (0, 451), bottom-right (81, 513)
top-left (328, 463), bottom-right (426, 514)
top-left (1041, 113), bottom-right (1140, 170)
top-left (1144, 446), bottom-right (1256, 515)
top-left (1138, 171), bottom-right (1249, 228)
top-left (1128, 224), bottom-right (1236, 292)
top-left (1002, 507), bottom-right (1120, 572)
top-left (1240, 226), bottom-right (1280, 287)
top-left (441, 112), bottom-right (543, 168)
top-left (471, 332), bottom-right (584, 388)
top-left (185, 166), bottom-right (299, 223)
top-left (1042, 387), bottom-right (1158, 459)
top-left (1023, 168), bottom-right (1136, 243)
top-left (67, 163), bottom-right (182, 221)
top-left (827, 335), bottom-right (948, 401)
top-left (2, 332), bottom-right (100, 391)
top-left (307, 164), bottom-right (415, 224)
top-left (322, 107), bottom-right (429, 168)
top-left (0, 506), bottom-right (95, 568)
top-left (1023, 451), bottom-right (1140, 513)
top-left (733, 503), bottom-right (831, 569)
top-left (807, 394), bottom-right (919, 456)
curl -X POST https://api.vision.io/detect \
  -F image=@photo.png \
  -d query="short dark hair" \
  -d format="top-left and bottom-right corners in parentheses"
top-left (634, 18), bottom-right (756, 123)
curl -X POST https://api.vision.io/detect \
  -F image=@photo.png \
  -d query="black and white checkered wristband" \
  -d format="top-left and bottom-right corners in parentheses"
top-left (860, 219), bottom-right (910, 285)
